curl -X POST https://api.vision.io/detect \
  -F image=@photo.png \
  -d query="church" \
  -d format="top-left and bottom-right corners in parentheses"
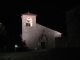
top-left (21, 12), bottom-right (62, 50)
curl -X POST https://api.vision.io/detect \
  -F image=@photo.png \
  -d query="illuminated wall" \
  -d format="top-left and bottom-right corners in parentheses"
top-left (21, 12), bottom-right (62, 49)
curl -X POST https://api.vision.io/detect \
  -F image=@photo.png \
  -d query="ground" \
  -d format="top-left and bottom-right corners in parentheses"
top-left (0, 48), bottom-right (80, 60)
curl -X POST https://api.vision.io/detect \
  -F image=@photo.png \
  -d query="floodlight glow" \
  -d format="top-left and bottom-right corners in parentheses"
top-left (27, 17), bottom-right (32, 20)
top-left (15, 45), bottom-right (18, 48)
top-left (26, 17), bottom-right (32, 27)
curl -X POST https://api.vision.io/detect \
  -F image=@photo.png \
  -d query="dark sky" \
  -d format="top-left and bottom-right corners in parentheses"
top-left (0, 1), bottom-right (79, 37)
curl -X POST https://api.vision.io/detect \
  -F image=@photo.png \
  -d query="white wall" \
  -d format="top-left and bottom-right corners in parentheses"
top-left (21, 14), bottom-right (62, 49)
top-left (22, 23), bottom-right (62, 49)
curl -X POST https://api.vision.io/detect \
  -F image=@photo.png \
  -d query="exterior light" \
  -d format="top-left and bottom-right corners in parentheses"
top-left (15, 45), bottom-right (18, 48)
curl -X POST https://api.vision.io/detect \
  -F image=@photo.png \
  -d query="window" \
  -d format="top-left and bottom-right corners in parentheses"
top-left (26, 17), bottom-right (32, 27)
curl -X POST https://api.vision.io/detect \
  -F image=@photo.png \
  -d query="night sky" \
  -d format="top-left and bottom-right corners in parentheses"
top-left (0, 1), bottom-right (79, 37)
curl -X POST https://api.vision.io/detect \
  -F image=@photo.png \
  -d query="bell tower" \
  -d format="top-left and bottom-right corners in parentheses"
top-left (21, 12), bottom-right (37, 41)
top-left (21, 12), bottom-right (37, 27)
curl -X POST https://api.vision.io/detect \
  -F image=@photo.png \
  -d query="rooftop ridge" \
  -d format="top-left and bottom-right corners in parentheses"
top-left (21, 12), bottom-right (37, 16)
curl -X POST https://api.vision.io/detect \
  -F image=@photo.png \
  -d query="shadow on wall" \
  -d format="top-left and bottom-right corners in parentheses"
top-left (55, 35), bottom-right (68, 48)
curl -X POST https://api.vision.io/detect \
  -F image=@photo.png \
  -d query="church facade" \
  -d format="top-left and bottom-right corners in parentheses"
top-left (21, 12), bottom-right (62, 50)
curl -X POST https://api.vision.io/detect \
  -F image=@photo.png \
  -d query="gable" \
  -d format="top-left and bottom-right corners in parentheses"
top-left (36, 23), bottom-right (62, 38)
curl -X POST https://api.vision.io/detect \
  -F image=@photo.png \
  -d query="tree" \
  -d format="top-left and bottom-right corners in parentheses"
top-left (0, 23), bottom-right (6, 36)
top-left (0, 22), bottom-right (7, 52)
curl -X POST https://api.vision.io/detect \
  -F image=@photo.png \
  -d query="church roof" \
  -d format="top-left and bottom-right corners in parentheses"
top-left (21, 12), bottom-right (37, 16)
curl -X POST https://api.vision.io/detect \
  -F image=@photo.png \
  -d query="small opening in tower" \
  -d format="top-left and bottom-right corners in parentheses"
top-left (26, 17), bottom-right (32, 27)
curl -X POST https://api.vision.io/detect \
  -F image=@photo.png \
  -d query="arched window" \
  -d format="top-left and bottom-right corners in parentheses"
top-left (26, 17), bottom-right (32, 27)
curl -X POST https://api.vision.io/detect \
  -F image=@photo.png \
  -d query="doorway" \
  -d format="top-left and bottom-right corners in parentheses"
top-left (41, 42), bottom-right (45, 49)
top-left (38, 30), bottom-right (48, 49)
